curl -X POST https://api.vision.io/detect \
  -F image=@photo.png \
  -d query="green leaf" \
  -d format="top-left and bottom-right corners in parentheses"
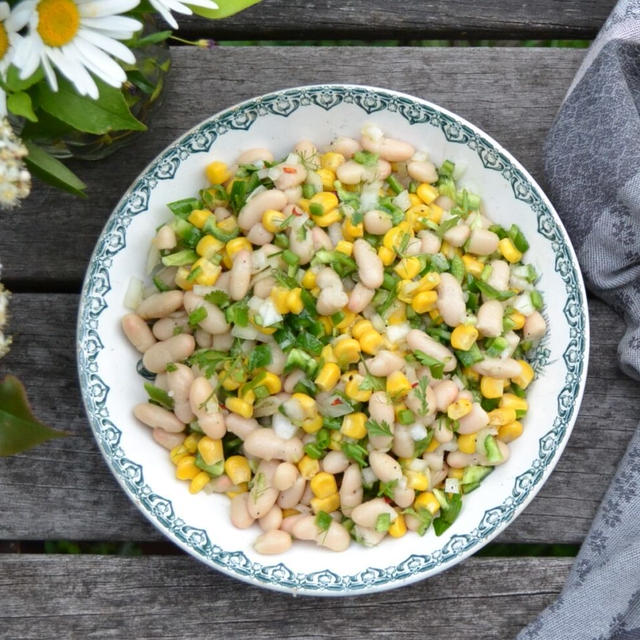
top-left (192, 0), bottom-right (262, 19)
top-left (7, 92), bottom-right (38, 122)
top-left (0, 376), bottom-right (67, 456)
top-left (4, 65), bottom-right (44, 91)
top-left (37, 76), bottom-right (146, 135)
top-left (133, 30), bottom-right (172, 47)
top-left (24, 141), bottom-right (87, 197)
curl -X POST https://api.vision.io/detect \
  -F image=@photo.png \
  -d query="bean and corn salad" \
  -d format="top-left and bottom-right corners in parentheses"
top-left (122, 124), bottom-right (547, 555)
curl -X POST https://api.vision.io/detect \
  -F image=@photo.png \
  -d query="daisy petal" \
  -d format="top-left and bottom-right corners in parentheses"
top-left (77, 28), bottom-right (136, 64)
top-left (78, 0), bottom-right (140, 19)
top-left (81, 15), bottom-right (142, 36)
top-left (14, 37), bottom-right (41, 80)
top-left (40, 54), bottom-right (58, 92)
top-left (71, 38), bottom-right (126, 87)
top-left (47, 48), bottom-right (98, 99)
top-left (184, 0), bottom-right (219, 8)
top-left (148, 0), bottom-right (179, 28)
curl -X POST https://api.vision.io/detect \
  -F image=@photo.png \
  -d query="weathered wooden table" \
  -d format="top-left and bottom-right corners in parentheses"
top-left (2, 2), bottom-right (634, 637)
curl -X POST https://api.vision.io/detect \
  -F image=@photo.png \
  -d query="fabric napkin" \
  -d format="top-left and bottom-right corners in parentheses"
top-left (517, 1), bottom-right (640, 638)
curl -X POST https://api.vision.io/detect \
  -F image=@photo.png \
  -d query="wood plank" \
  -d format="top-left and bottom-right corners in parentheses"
top-left (175, 0), bottom-right (613, 39)
top-left (0, 293), bottom-right (635, 542)
top-left (0, 46), bottom-right (584, 288)
top-left (0, 555), bottom-right (571, 637)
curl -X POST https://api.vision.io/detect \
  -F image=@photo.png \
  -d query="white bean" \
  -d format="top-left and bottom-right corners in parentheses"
top-left (194, 328), bottom-right (212, 348)
top-left (457, 403), bottom-right (489, 434)
top-left (472, 357), bottom-right (522, 379)
top-left (477, 300), bottom-right (504, 338)
top-left (322, 451), bottom-right (350, 474)
top-left (375, 159), bottom-right (392, 180)
top-left (277, 474), bottom-right (306, 509)
top-left (284, 185), bottom-right (303, 204)
top-left (273, 462), bottom-right (298, 491)
top-left (524, 311), bottom-right (547, 340)
top-left (443, 223), bottom-right (470, 248)
top-left (487, 259), bottom-right (510, 291)
top-left (436, 273), bottom-right (466, 326)
top-left (353, 239), bottom-right (383, 289)
top-left (368, 391), bottom-right (395, 451)
top-left (212, 332), bottom-right (233, 351)
top-left (265, 346), bottom-right (286, 376)
top-left (136, 291), bottom-right (184, 320)
top-left (340, 464), bottom-right (363, 516)
top-left (275, 164), bottom-right (307, 190)
top-left (190, 376), bottom-right (225, 439)
top-left (166, 363), bottom-right (195, 424)
top-left (435, 195), bottom-right (455, 211)
top-left (367, 350), bottom-right (405, 377)
top-left (434, 418), bottom-right (454, 443)
top-left (405, 237), bottom-right (423, 256)
top-left (248, 472), bottom-right (279, 519)
top-left (336, 160), bottom-right (365, 185)
top-left (405, 383), bottom-right (436, 419)
top-left (254, 529), bottom-right (292, 554)
top-left (238, 189), bottom-right (287, 230)
top-left (214, 271), bottom-right (231, 294)
top-left (288, 214), bottom-right (314, 264)
top-left (361, 135), bottom-right (415, 162)
top-left (151, 315), bottom-right (191, 341)
top-left (122, 313), bottom-right (156, 353)
top-left (407, 160), bottom-right (438, 183)
top-left (183, 292), bottom-right (229, 335)
top-left (467, 229), bottom-right (500, 255)
top-left (153, 225), bottom-right (176, 250)
top-left (348, 283), bottom-right (375, 314)
top-left (134, 403), bottom-right (185, 433)
top-left (311, 226), bottom-right (333, 250)
top-left (354, 525), bottom-right (386, 547)
top-left (229, 249), bottom-right (252, 301)
top-left (392, 425), bottom-right (415, 458)
top-left (230, 493), bottom-right (254, 529)
top-left (225, 413), bottom-right (259, 439)
top-left (350, 498), bottom-right (397, 529)
top-left (330, 136), bottom-right (361, 158)
top-left (237, 148), bottom-right (274, 165)
top-left (364, 209), bottom-right (392, 235)
top-left (142, 334), bottom-right (195, 373)
top-left (406, 329), bottom-right (457, 372)
top-left (432, 380), bottom-right (459, 412)
top-left (280, 513), bottom-right (306, 534)
top-left (243, 428), bottom-right (303, 463)
top-left (152, 427), bottom-right (185, 450)
top-left (316, 287), bottom-right (349, 316)
top-left (253, 275), bottom-right (276, 299)
top-left (420, 230), bottom-right (442, 254)
top-left (447, 440), bottom-right (509, 468)
top-left (214, 206), bottom-right (231, 221)
top-left (369, 451), bottom-right (402, 483)
top-left (392, 484), bottom-right (415, 509)
top-left (246, 223), bottom-right (273, 246)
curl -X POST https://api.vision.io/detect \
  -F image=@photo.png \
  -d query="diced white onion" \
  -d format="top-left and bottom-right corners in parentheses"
top-left (360, 181), bottom-right (380, 212)
top-left (392, 190), bottom-right (411, 212)
top-left (286, 152), bottom-right (301, 165)
top-left (409, 423), bottom-right (428, 441)
top-left (452, 375), bottom-right (465, 391)
top-left (307, 171), bottom-right (323, 192)
top-left (252, 251), bottom-right (267, 272)
top-left (272, 414), bottom-right (298, 440)
top-left (370, 313), bottom-right (386, 333)
top-left (502, 331), bottom-right (520, 358)
top-left (192, 284), bottom-right (215, 296)
top-left (267, 166), bottom-right (283, 182)
top-left (257, 168), bottom-right (270, 180)
top-left (452, 161), bottom-right (468, 180)
top-left (245, 185), bottom-right (266, 202)
top-left (512, 293), bottom-right (535, 316)
top-left (467, 212), bottom-right (484, 231)
top-left (408, 457), bottom-right (429, 472)
top-left (145, 245), bottom-right (160, 275)
top-left (439, 440), bottom-right (459, 452)
top-left (510, 275), bottom-right (531, 291)
top-left (231, 325), bottom-right (259, 340)
top-left (411, 150), bottom-right (429, 162)
top-left (445, 477), bottom-right (460, 494)
top-left (362, 123), bottom-right (383, 142)
top-left (361, 466), bottom-right (377, 487)
top-left (386, 322), bottom-right (411, 345)
top-left (327, 222), bottom-right (343, 246)
top-left (124, 277), bottom-right (144, 310)
top-left (424, 451), bottom-right (444, 470)
top-left (317, 393), bottom-right (354, 418)
top-left (258, 298), bottom-right (283, 327)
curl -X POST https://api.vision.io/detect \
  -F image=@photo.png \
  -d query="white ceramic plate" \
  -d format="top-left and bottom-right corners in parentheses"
top-left (77, 85), bottom-right (589, 595)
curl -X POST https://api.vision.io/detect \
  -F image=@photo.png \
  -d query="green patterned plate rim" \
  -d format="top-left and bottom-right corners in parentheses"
top-left (77, 84), bottom-right (589, 595)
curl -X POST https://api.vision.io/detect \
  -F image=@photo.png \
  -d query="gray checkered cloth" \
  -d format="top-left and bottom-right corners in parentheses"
top-left (517, 2), bottom-right (640, 638)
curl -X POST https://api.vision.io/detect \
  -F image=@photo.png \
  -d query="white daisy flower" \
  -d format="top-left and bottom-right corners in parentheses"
top-left (0, 1), bottom-right (32, 116)
top-left (150, 0), bottom-right (219, 30)
top-left (12, 0), bottom-right (142, 101)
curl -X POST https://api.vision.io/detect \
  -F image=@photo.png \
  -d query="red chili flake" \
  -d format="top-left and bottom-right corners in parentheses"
top-left (331, 398), bottom-right (342, 406)
top-left (383, 496), bottom-right (392, 504)
top-left (283, 167), bottom-right (296, 174)
top-left (411, 382), bottom-right (419, 388)
top-left (292, 207), bottom-right (302, 216)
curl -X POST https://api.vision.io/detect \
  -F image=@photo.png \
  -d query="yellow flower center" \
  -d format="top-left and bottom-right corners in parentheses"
top-left (0, 23), bottom-right (8, 60)
top-left (37, 0), bottom-right (80, 48)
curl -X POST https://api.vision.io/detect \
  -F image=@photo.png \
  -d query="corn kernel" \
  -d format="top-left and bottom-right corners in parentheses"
top-left (488, 407), bottom-right (517, 426)
top-left (302, 415), bottom-right (323, 434)
top-left (316, 168), bottom-right (336, 190)
top-left (462, 254), bottom-right (484, 278)
top-left (286, 288), bottom-right (304, 314)
top-left (239, 387), bottom-right (256, 405)
top-left (205, 160), bottom-right (231, 185)
top-left (321, 151), bottom-right (345, 171)
top-left (191, 257), bottom-right (221, 287)
top-left (334, 310), bottom-right (356, 330)
top-left (359, 328), bottom-right (383, 355)
top-left (386, 371), bottom-right (411, 398)
top-left (320, 344), bottom-right (336, 362)
top-left (351, 319), bottom-right (373, 339)
top-left (282, 508), bottom-right (300, 519)
top-left (378, 245), bottom-right (396, 266)
top-left (189, 471), bottom-right (211, 494)
top-left (220, 370), bottom-right (242, 391)
top-left (301, 269), bottom-right (316, 289)
top-left (217, 216), bottom-right (238, 233)
top-left (416, 271), bottom-right (441, 292)
top-left (175, 266), bottom-right (194, 291)
top-left (429, 308), bottom-right (442, 324)
top-left (512, 360), bottom-right (534, 389)
top-left (395, 256), bottom-right (422, 280)
top-left (224, 455), bottom-right (251, 484)
top-left (481, 376), bottom-right (504, 399)
top-left (335, 240), bottom-right (354, 256)
top-left (500, 393), bottom-right (528, 412)
top-left (196, 235), bottom-right (224, 260)
top-left (448, 467), bottom-right (465, 480)
top-left (183, 432), bottom-right (201, 454)
top-left (509, 311), bottom-right (526, 330)
top-left (262, 209), bottom-right (286, 233)
top-left (383, 226), bottom-right (408, 251)
top-left (463, 366), bottom-right (480, 382)
top-left (408, 193), bottom-right (422, 207)
top-left (226, 397), bottom-right (253, 419)
top-left (296, 198), bottom-right (310, 213)
top-left (197, 436), bottom-right (223, 465)
top-left (310, 472), bottom-right (338, 498)
top-left (187, 208), bottom-right (211, 230)
top-left (414, 491), bottom-right (441, 515)
top-left (310, 191), bottom-right (339, 215)
top-left (447, 398), bottom-right (473, 420)
top-left (328, 430), bottom-right (343, 451)
top-left (388, 512), bottom-right (407, 538)
top-left (451, 325), bottom-right (479, 351)
top-left (226, 237), bottom-right (252, 260)
top-left (344, 377), bottom-right (372, 403)
top-left (412, 290), bottom-right (438, 314)
top-left (387, 302), bottom-right (407, 325)
top-left (170, 444), bottom-right (188, 465)
top-left (226, 482), bottom-right (249, 498)
top-left (498, 421), bottom-right (524, 443)
top-left (342, 216), bottom-right (364, 239)
top-left (271, 287), bottom-right (290, 314)
top-left (315, 362), bottom-right (340, 392)
top-left (175, 455), bottom-right (199, 480)
top-left (397, 279), bottom-right (418, 304)
top-left (499, 237), bottom-right (523, 263)
top-left (334, 338), bottom-right (361, 365)
top-left (261, 372), bottom-right (282, 394)
top-left (406, 203), bottom-right (430, 225)
top-left (457, 433), bottom-right (477, 454)
top-left (428, 203), bottom-right (444, 223)
top-left (292, 393), bottom-right (317, 418)
top-left (314, 209), bottom-right (342, 227)
top-left (416, 183), bottom-right (439, 205)
top-left (341, 412), bottom-right (368, 440)
top-left (406, 470), bottom-right (429, 491)
top-left (310, 493), bottom-right (340, 514)
top-left (298, 455), bottom-right (321, 479)
top-left (425, 437), bottom-right (440, 453)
